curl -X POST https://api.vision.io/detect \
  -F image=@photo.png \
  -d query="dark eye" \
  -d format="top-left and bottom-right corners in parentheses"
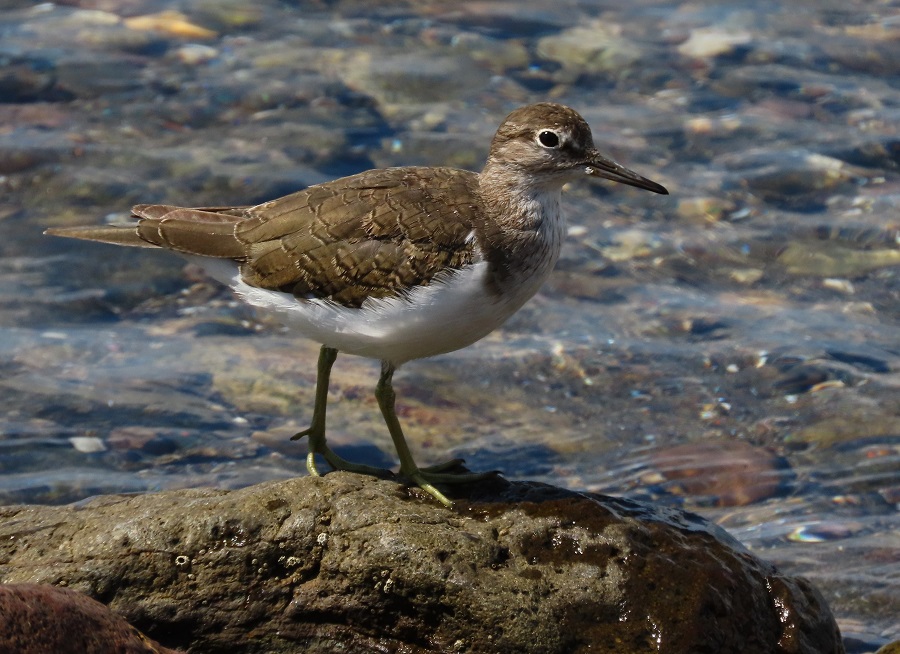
top-left (538, 130), bottom-right (560, 148)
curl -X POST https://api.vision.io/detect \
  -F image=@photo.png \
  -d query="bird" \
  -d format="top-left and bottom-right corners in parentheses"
top-left (45, 102), bottom-right (668, 507)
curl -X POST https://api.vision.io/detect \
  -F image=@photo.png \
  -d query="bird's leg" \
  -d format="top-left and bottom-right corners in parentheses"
top-left (375, 361), bottom-right (499, 508)
top-left (292, 345), bottom-right (386, 477)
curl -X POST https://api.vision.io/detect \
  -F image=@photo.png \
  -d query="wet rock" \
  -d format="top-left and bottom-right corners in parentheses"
top-left (777, 242), bottom-right (900, 277)
top-left (820, 35), bottom-right (900, 76)
top-left (787, 521), bottom-right (865, 544)
top-left (711, 64), bottom-right (827, 102)
top-left (74, 23), bottom-right (168, 55)
top-left (639, 440), bottom-right (790, 506)
top-left (771, 362), bottom-right (833, 394)
top-left (172, 43), bottom-right (219, 66)
top-left (192, 0), bottom-right (265, 30)
top-left (824, 349), bottom-right (891, 374)
top-left (875, 640), bottom-right (900, 654)
top-left (123, 10), bottom-right (217, 40)
top-left (675, 196), bottom-right (737, 224)
top-left (54, 53), bottom-right (146, 98)
top-left (723, 150), bottom-right (861, 210)
top-left (0, 475), bottom-right (844, 654)
top-left (337, 51), bottom-right (491, 108)
top-left (69, 435), bottom-right (107, 453)
top-left (537, 21), bottom-right (644, 78)
top-left (0, 583), bottom-right (183, 654)
top-left (788, 414), bottom-right (900, 448)
top-left (449, 32), bottom-right (530, 74)
top-left (108, 426), bottom-right (172, 452)
top-left (434, 4), bottom-right (566, 37)
top-left (0, 50), bottom-right (65, 102)
top-left (677, 27), bottom-right (753, 59)
top-left (21, 7), bottom-right (167, 54)
top-left (825, 137), bottom-right (900, 170)
top-left (0, 131), bottom-right (69, 174)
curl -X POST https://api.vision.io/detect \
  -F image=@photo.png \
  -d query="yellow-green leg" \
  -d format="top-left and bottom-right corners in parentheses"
top-left (292, 345), bottom-right (387, 477)
top-left (375, 361), bottom-right (498, 508)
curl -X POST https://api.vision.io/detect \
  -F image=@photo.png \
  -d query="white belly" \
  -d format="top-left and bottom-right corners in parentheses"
top-left (197, 258), bottom-right (552, 365)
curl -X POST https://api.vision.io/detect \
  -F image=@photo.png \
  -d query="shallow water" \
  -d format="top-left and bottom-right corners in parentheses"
top-left (1, 0), bottom-right (898, 649)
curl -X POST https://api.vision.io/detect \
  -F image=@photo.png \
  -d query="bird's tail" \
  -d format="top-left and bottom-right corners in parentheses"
top-left (45, 204), bottom-right (249, 259)
top-left (44, 224), bottom-right (154, 248)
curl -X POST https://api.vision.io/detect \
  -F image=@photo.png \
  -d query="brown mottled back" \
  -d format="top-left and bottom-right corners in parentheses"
top-left (233, 167), bottom-right (481, 306)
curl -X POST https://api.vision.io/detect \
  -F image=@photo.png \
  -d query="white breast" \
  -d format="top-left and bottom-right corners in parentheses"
top-left (198, 259), bottom-right (541, 365)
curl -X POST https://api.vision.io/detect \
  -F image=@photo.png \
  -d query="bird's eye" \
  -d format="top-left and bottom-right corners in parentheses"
top-left (537, 130), bottom-right (560, 148)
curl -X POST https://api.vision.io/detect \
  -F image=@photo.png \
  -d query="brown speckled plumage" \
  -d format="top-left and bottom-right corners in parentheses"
top-left (45, 103), bottom-right (667, 507)
top-left (47, 104), bottom-right (666, 310)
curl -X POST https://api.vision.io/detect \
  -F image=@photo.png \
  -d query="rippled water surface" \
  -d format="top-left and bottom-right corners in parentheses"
top-left (1, 0), bottom-right (898, 649)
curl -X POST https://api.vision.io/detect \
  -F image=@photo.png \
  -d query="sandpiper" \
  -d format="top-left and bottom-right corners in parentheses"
top-left (46, 103), bottom-right (668, 507)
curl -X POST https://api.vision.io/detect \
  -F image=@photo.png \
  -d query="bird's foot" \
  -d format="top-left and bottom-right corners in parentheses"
top-left (292, 428), bottom-right (389, 478)
top-left (400, 465), bottom-right (502, 508)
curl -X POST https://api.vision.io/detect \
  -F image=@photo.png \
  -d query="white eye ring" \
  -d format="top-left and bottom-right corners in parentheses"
top-left (537, 130), bottom-right (561, 148)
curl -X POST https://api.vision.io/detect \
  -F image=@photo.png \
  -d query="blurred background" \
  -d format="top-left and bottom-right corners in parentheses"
top-left (1, 1), bottom-right (898, 649)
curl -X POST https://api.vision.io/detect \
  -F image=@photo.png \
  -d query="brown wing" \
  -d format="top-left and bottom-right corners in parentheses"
top-left (46, 167), bottom-right (484, 308)
top-left (234, 167), bottom-right (482, 307)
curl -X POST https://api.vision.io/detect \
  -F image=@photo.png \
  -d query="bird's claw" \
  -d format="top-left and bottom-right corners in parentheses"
top-left (290, 428), bottom-right (311, 442)
top-left (401, 466), bottom-right (503, 508)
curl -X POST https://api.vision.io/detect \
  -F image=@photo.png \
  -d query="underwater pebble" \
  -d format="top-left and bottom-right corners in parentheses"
top-left (778, 242), bottom-right (900, 277)
top-left (537, 21), bottom-right (643, 76)
top-left (787, 521), bottom-right (864, 543)
top-left (69, 436), bottom-right (107, 453)
top-left (124, 10), bottom-right (217, 39)
top-left (642, 440), bottom-right (788, 507)
top-left (192, 0), bottom-right (264, 29)
top-left (677, 27), bottom-right (752, 59)
top-left (821, 278), bottom-right (855, 294)
top-left (174, 44), bottom-right (219, 65)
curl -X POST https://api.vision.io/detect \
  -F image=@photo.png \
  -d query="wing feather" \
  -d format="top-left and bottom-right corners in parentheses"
top-left (48, 166), bottom-right (484, 308)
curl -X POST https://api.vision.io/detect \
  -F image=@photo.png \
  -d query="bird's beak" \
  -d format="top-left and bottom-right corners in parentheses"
top-left (584, 150), bottom-right (668, 195)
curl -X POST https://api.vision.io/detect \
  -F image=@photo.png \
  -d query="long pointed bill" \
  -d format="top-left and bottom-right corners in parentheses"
top-left (585, 151), bottom-right (669, 195)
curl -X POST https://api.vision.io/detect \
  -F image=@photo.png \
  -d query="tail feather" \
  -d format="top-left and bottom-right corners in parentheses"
top-left (44, 224), bottom-right (153, 248)
top-left (45, 206), bottom-right (249, 259)
top-left (140, 209), bottom-right (246, 258)
top-left (132, 204), bottom-right (181, 220)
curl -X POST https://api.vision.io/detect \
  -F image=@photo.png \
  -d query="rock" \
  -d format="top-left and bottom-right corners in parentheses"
top-left (0, 50), bottom-right (67, 102)
top-left (54, 53), bottom-right (146, 99)
top-left (777, 241), bottom-right (900, 277)
top-left (825, 137), bottom-right (900, 170)
top-left (675, 196), bottom-right (737, 224)
top-left (639, 440), bottom-right (790, 506)
top-left (0, 474), bottom-right (844, 654)
top-left (0, 130), bottom-right (69, 174)
top-left (336, 50), bottom-right (491, 108)
top-left (788, 415), bottom-right (900, 448)
top-left (537, 21), bottom-right (644, 77)
top-left (123, 10), bottom-right (217, 40)
top-left (722, 149), bottom-right (860, 211)
top-left (677, 27), bottom-right (753, 59)
top-left (0, 583), bottom-right (182, 654)
top-left (172, 43), bottom-right (219, 66)
top-left (192, 0), bottom-right (265, 30)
